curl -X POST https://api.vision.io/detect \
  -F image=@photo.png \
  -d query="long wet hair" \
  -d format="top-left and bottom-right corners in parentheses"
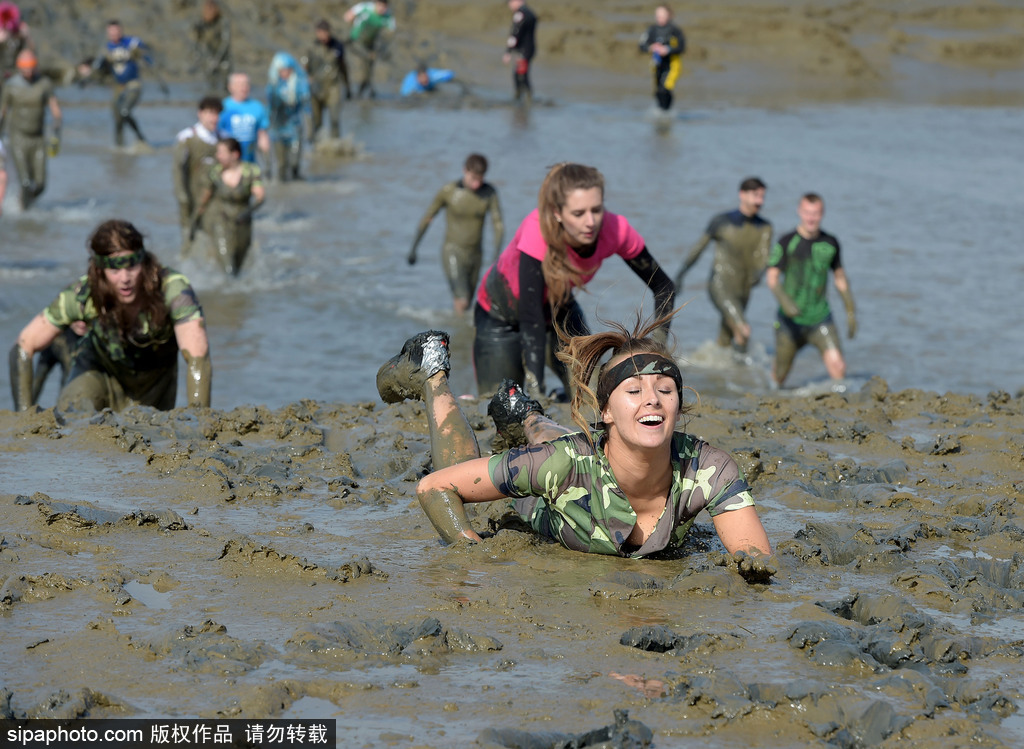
top-left (537, 163), bottom-right (605, 308)
top-left (87, 219), bottom-right (166, 335)
top-left (555, 309), bottom-right (690, 441)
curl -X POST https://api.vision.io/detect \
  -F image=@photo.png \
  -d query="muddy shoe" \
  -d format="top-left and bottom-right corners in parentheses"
top-left (376, 330), bottom-right (450, 403)
top-left (488, 378), bottom-right (544, 447)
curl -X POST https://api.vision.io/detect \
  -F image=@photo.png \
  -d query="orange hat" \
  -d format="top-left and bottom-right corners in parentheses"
top-left (16, 50), bottom-right (36, 70)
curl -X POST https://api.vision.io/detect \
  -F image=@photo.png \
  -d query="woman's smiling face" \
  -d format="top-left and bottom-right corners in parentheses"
top-left (601, 365), bottom-right (680, 452)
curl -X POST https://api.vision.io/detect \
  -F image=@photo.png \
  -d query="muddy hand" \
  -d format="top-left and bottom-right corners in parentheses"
top-left (712, 550), bottom-right (778, 583)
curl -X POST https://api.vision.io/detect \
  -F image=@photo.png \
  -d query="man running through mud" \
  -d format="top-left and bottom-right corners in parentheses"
top-left (674, 176), bottom-right (771, 352)
top-left (0, 49), bottom-right (61, 210)
top-left (766, 192), bottom-right (856, 387)
top-left (408, 153), bottom-right (504, 314)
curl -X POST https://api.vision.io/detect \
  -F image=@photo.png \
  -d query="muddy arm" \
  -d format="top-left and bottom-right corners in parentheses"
top-left (416, 456), bottom-right (505, 544)
top-left (711, 505), bottom-right (772, 556)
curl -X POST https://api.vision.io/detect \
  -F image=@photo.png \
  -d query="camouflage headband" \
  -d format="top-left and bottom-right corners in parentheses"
top-left (596, 353), bottom-right (682, 408)
top-left (93, 248), bottom-right (146, 270)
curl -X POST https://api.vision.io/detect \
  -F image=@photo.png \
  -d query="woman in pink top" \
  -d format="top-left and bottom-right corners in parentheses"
top-left (474, 162), bottom-right (676, 396)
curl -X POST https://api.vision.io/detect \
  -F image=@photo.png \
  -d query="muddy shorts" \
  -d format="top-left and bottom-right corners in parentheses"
top-left (774, 313), bottom-right (842, 354)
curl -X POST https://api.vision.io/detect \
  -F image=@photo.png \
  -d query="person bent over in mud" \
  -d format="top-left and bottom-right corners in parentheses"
top-left (10, 219), bottom-right (211, 412)
top-left (376, 320), bottom-right (773, 577)
top-left (192, 137), bottom-right (265, 276)
top-left (675, 176), bottom-right (771, 352)
top-left (408, 153), bottom-right (504, 315)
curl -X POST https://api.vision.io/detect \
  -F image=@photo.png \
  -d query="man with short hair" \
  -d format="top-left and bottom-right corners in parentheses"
top-left (173, 95), bottom-right (222, 253)
top-left (218, 72), bottom-right (270, 163)
top-left (766, 193), bottom-right (856, 387)
top-left (303, 19), bottom-right (351, 140)
top-left (675, 176), bottom-right (771, 351)
top-left (0, 49), bottom-right (61, 210)
top-left (194, 0), bottom-right (231, 94)
top-left (408, 153), bottom-right (504, 314)
top-left (77, 20), bottom-right (163, 146)
top-left (344, 0), bottom-right (395, 99)
top-left (503, 0), bottom-right (537, 101)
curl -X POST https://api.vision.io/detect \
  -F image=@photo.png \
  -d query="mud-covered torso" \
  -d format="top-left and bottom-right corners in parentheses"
top-left (306, 38), bottom-right (345, 86)
top-left (706, 209), bottom-right (772, 290)
top-left (440, 180), bottom-right (498, 250)
top-left (208, 162), bottom-right (262, 211)
top-left (174, 125), bottom-right (218, 200)
top-left (0, 73), bottom-right (51, 136)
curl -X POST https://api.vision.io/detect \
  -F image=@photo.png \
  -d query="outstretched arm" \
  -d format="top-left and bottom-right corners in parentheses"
top-left (11, 314), bottom-right (62, 410)
top-left (410, 186), bottom-right (449, 263)
top-left (624, 247), bottom-right (676, 322)
top-left (712, 506), bottom-right (772, 555)
top-left (175, 318), bottom-right (211, 407)
top-left (489, 192), bottom-right (505, 258)
top-left (674, 233), bottom-right (711, 288)
top-left (417, 457), bottom-right (507, 543)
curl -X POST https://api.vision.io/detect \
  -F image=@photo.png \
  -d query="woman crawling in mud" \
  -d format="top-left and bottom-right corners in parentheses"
top-left (9, 218), bottom-right (211, 412)
top-left (377, 316), bottom-right (772, 560)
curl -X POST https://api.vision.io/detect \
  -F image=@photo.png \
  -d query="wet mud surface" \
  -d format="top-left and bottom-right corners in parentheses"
top-left (2, 381), bottom-right (1023, 746)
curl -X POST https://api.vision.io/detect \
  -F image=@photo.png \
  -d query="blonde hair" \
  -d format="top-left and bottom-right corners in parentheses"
top-left (537, 163), bottom-right (604, 308)
top-left (555, 309), bottom-right (688, 440)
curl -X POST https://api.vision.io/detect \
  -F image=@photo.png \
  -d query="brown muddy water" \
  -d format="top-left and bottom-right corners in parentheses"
top-left (2, 71), bottom-right (1024, 747)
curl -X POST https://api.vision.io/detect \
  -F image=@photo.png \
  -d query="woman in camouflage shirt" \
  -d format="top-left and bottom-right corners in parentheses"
top-left (10, 218), bottom-right (211, 412)
top-left (376, 318), bottom-right (771, 558)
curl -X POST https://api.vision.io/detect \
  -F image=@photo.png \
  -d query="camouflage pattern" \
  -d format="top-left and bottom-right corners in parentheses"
top-left (489, 430), bottom-right (754, 557)
top-left (43, 268), bottom-right (203, 380)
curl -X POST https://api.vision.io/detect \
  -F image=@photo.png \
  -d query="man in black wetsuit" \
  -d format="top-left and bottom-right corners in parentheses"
top-left (675, 177), bottom-right (772, 351)
top-left (503, 0), bottom-right (537, 101)
top-left (638, 5), bottom-right (685, 111)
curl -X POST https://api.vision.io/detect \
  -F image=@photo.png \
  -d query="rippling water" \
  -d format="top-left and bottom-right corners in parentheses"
top-left (1, 84), bottom-right (1020, 409)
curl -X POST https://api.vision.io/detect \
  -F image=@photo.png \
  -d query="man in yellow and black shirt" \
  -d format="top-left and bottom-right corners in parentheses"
top-left (639, 5), bottom-right (685, 111)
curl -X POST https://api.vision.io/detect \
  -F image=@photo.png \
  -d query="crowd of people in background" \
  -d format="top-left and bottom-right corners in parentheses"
top-left (3, 0), bottom-right (854, 427)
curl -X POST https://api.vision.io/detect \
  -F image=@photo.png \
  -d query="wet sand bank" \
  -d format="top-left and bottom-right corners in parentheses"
top-left (19, 0), bottom-right (1024, 105)
top-left (2, 381), bottom-right (1023, 745)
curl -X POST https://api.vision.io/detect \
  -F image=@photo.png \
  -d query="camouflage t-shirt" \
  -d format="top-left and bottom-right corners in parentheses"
top-left (488, 430), bottom-right (754, 557)
top-left (43, 268), bottom-right (203, 376)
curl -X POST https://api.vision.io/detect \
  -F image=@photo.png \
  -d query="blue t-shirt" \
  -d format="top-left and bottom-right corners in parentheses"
top-left (218, 98), bottom-right (270, 162)
top-left (98, 36), bottom-right (152, 85)
top-left (400, 69), bottom-right (455, 97)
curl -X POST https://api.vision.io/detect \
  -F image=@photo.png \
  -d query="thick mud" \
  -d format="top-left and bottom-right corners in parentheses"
top-left (2, 381), bottom-right (1023, 745)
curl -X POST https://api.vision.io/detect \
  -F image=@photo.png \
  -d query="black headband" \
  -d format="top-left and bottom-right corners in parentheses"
top-left (93, 248), bottom-right (145, 270)
top-left (596, 353), bottom-right (683, 408)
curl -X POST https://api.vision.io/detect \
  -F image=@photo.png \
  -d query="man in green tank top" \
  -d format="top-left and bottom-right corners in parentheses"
top-left (766, 192), bottom-right (856, 387)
